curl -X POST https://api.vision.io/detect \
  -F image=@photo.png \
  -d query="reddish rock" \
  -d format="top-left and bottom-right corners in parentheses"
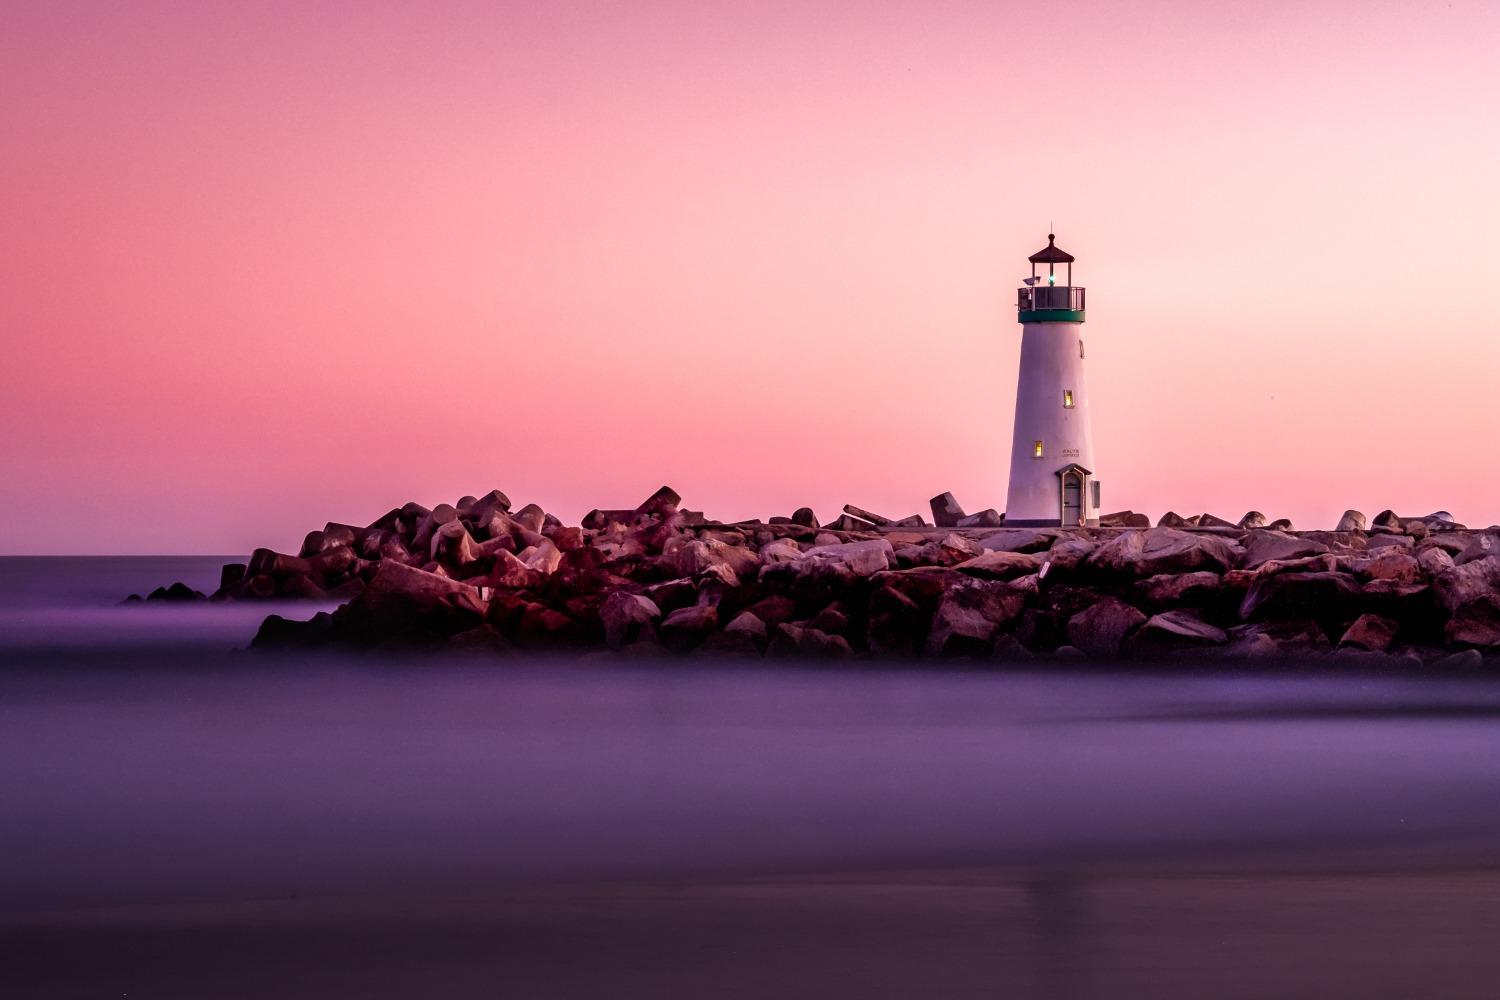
top-left (659, 604), bottom-right (719, 652)
top-left (599, 592), bottom-right (662, 648)
top-left (954, 549), bottom-right (1045, 581)
top-left (1339, 613), bottom-right (1400, 652)
top-left (1125, 610), bottom-right (1228, 654)
top-left (1066, 598), bottom-right (1148, 657)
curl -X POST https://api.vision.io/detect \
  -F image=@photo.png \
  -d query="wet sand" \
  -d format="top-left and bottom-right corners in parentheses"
top-left (7, 859), bottom-right (1500, 999)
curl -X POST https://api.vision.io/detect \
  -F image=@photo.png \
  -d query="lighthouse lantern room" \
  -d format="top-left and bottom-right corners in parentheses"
top-left (1005, 234), bottom-right (1099, 527)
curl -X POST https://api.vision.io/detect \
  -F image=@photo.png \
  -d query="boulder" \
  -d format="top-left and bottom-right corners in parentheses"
top-left (1133, 571), bottom-right (1222, 607)
top-left (146, 582), bottom-right (207, 602)
top-left (1066, 598), bottom-right (1148, 657)
top-left (1237, 511), bottom-right (1268, 530)
top-left (744, 593), bottom-right (800, 626)
top-left (641, 578), bottom-right (698, 615)
top-left (516, 604), bottom-right (583, 646)
top-left (1432, 556), bottom-right (1500, 614)
top-left (411, 504), bottom-right (459, 554)
top-left (635, 486), bottom-right (681, 517)
top-left (723, 611), bottom-right (768, 644)
top-left (1371, 510), bottom-right (1402, 532)
top-left (1242, 530), bottom-right (1329, 570)
top-left (1336, 510), bottom-right (1368, 532)
top-left (1195, 513), bottom-right (1236, 529)
top-left (1447, 599), bottom-right (1500, 648)
top-left (843, 504), bottom-right (892, 527)
top-left (824, 513), bottom-right (879, 532)
top-left (768, 624), bottom-right (853, 659)
top-left (1266, 519), bottom-right (1294, 531)
top-left (1367, 533), bottom-right (1415, 550)
top-left (957, 509), bottom-right (1004, 529)
top-left (218, 563), bottom-right (247, 595)
top-left (659, 604), bottom-right (719, 653)
top-left (1099, 511), bottom-right (1150, 528)
top-left (978, 530), bottom-right (1054, 554)
top-left (912, 533), bottom-right (984, 567)
top-left (341, 561), bottom-right (485, 640)
top-left (1339, 613), bottom-right (1400, 652)
top-left (1042, 537), bottom-right (1097, 576)
top-left (954, 549), bottom-right (1045, 581)
top-left (1157, 511), bottom-right (1189, 528)
top-left (599, 592), bottom-right (662, 648)
top-left (1125, 609), bottom-right (1228, 654)
top-left (759, 538), bottom-right (805, 564)
top-left (808, 603), bottom-right (851, 637)
top-left (510, 503), bottom-right (547, 534)
top-left (1085, 528), bottom-right (1238, 578)
top-left (431, 520), bottom-right (482, 568)
top-left (1239, 571), bottom-right (1361, 623)
top-left (1353, 549), bottom-right (1421, 585)
top-left (1455, 534), bottom-right (1500, 566)
top-left (891, 515), bottom-right (928, 528)
top-left (1418, 547), bottom-right (1456, 578)
top-left (799, 539), bottom-right (893, 577)
top-left (925, 580), bottom-right (1027, 657)
top-left (791, 507), bottom-right (819, 528)
top-left (930, 492), bottom-right (967, 528)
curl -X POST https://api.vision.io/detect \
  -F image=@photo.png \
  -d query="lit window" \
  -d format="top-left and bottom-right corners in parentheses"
top-left (1033, 440), bottom-right (1044, 459)
top-left (1063, 390), bottom-right (1074, 408)
top-left (1079, 339), bottom-right (1085, 359)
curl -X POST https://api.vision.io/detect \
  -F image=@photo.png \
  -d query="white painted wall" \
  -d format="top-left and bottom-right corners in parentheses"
top-left (1005, 319), bottom-right (1098, 526)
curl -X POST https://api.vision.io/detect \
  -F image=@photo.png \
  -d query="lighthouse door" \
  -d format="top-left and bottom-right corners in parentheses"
top-left (1060, 471), bottom-right (1084, 527)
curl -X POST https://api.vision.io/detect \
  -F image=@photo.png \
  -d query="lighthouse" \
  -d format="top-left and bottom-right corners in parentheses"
top-left (1004, 234), bottom-right (1099, 527)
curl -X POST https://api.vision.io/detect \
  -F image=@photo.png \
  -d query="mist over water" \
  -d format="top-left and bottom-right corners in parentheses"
top-left (5, 558), bottom-right (1500, 916)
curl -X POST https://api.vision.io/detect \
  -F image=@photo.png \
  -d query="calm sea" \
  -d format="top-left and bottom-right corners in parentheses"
top-left (3, 556), bottom-right (1500, 996)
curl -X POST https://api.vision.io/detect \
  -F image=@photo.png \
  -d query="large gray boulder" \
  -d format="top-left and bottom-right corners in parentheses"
top-left (1237, 511), bottom-right (1268, 530)
top-left (978, 529), bottom-right (1054, 554)
top-left (1066, 598), bottom-right (1148, 657)
top-left (1242, 530), bottom-right (1329, 570)
top-left (957, 509), bottom-right (1004, 529)
top-left (954, 549), bottom-right (1045, 581)
top-left (1086, 528), bottom-right (1238, 578)
top-left (930, 492), bottom-right (966, 528)
top-left (1433, 556), bottom-right (1500, 614)
top-left (799, 539), bottom-right (893, 577)
top-left (925, 580), bottom-right (1027, 657)
top-left (1335, 510), bottom-right (1368, 532)
top-left (599, 592), bottom-right (662, 648)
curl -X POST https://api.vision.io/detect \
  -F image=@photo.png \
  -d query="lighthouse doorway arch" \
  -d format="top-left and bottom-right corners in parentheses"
top-left (1056, 464), bottom-right (1090, 527)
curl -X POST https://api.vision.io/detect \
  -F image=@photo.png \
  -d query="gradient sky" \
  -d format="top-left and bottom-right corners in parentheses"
top-left (2, 1), bottom-right (1497, 554)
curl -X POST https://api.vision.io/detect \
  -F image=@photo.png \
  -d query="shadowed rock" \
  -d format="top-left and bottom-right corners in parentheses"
top-left (930, 492), bottom-right (966, 528)
top-left (1066, 598), bottom-right (1147, 657)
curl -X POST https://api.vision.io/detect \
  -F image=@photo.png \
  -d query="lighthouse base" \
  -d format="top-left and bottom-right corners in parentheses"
top-left (1003, 517), bottom-right (1101, 529)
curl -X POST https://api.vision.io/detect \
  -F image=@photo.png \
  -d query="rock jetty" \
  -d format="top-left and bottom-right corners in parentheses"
top-left (155, 488), bottom-right (1500, 666)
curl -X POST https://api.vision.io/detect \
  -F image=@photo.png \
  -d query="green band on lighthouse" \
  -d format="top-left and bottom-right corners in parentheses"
top-left (1018, 308), bottom-right (1085, 323)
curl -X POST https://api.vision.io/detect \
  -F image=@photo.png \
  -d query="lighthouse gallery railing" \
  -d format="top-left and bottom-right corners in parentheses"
top-left (1017, 286), bottom-right (1085, 312)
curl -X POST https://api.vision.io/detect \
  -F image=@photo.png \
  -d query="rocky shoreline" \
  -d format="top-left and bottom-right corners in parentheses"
top-left (137, 488), bottom-right (1500, 666)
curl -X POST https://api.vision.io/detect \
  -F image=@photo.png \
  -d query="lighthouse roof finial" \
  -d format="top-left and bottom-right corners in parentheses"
top-left (1028, 232), bottom-right (1074, 264)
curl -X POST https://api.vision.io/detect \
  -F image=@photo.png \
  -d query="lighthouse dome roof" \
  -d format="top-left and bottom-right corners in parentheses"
top-left (1027, 233), bottom-right (1075, 264)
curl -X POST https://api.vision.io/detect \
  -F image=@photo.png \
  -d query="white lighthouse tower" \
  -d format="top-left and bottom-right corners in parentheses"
top-left (1004, 234), bottom-right (1099, 527)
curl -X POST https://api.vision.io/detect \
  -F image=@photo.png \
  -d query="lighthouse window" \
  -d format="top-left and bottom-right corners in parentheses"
top-left (1033, 440), bottom-right (1044, 459)
top-left (1063, 390), bottom-right (1074, 408)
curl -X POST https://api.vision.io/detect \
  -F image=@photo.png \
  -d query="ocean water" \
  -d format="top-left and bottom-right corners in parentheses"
top-left (4, 556), bottom-right (1500, 997)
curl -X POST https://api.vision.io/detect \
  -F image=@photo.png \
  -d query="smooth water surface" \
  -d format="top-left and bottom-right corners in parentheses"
top-left (3, 557), bottom-right (1500, 997)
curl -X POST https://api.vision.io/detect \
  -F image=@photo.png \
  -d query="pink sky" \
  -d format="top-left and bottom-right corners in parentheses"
top-left (2, 1), bottom-right (1497, 554)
